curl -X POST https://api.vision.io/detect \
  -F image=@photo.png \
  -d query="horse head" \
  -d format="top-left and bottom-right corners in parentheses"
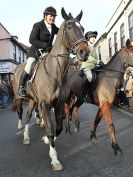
top-left (61, 7), bottom-right (89, 62)
top-left (123, 39), bottom-right (133, 68)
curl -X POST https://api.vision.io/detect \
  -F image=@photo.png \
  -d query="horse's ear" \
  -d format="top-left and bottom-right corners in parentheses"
top-left (126, 39), bottom-right (132, 48)
top-left (61, 7), bottom-right (69, 20)
top-left (68, 12), bottom-right (73, 19)
top-left (75, 10), bottom-right (83, 21)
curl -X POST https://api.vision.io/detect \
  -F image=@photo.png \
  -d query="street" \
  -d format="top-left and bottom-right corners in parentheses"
top-left (0, 103), bottom-right (133, 177)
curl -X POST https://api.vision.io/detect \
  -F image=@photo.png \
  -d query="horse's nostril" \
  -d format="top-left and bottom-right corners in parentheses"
top-left (80, 50), bottom-right (84, 55)
top-left (79, 50), bottom-right (89, 61)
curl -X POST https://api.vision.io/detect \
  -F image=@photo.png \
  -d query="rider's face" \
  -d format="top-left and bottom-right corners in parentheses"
top-left (88, 36), bottom-right (96, 44)
top-left (45, 14), bottom-right (56, 25)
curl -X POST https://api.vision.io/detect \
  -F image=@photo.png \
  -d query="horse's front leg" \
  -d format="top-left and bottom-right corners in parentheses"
top-left (73, 99), bottom-right (83, 133)
top-left (101, 102), bottom-right (123, 156)
top-left (34, 102), bottom-right (41, 125)
top-left (41, 101), bottom-right (63, 171)
top-left (23, 99), bottom-right (36, 145)
top-left (90, 107), bottom-right (103, 142)
top-left (16, 99), bottom-right (23, 131)
top-left (64, 102), bottom-right (71, 134)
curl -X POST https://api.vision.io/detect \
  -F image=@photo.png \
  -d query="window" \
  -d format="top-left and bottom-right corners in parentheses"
top-left (13, 44), bottom-right (16, 61)
top-left (114, 32), bottom-right (118, 53)
top-left (108, 38), bottom-right (112, 58)
top-left (18, 48), bottom-right (21, 63)
top-left (98, 46), bottom-right (101, 60)
top-left (128, 11), bottom-right (133, 42)
top-left (22, 52), bottom-right (24, 63)
top-left (120, 23), bottom-right (125, 48)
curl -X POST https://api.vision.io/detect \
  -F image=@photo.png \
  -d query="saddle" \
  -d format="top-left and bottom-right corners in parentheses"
top-left (26, 54), bottom-right (48, 101)
top-left (28, 53), bottom-right (48, 84)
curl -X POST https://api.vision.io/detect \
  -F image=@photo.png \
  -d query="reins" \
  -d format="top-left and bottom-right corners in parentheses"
top-left (102, 67), bottom-right (124, 74)
top-left (43, 53), bottom-right (70, 88)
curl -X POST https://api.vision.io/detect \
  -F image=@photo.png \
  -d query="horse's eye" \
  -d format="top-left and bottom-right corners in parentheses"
top-left (67, 26), bottom-right (72, 29)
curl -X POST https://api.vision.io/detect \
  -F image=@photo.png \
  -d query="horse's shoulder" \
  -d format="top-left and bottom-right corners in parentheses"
top-left (14, 63), bottom-right (26, 72)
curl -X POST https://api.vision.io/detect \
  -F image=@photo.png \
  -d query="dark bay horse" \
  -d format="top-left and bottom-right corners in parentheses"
top-left (11, 7), bottom-right (89, 171)
top-left (64, 39), bottom-right (133, 156)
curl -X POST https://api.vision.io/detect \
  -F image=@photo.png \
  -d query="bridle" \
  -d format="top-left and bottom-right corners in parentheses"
top-left (63, 19), bottom-right (88, 54)
top-left (71, 38), bottom-right (87, 54)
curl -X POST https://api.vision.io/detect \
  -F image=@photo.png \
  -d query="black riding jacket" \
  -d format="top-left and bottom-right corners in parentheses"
top-left (27, 19), bottom-right (59, 58)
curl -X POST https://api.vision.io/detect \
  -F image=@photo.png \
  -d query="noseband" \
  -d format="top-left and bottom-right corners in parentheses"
top-left (71, 38), bottom-right (88, 53)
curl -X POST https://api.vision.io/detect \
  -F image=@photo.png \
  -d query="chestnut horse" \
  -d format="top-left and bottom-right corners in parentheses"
top-left (11, 8), bottom-right (89, 171)
top-left (64, 39), bottom-right (133, 156)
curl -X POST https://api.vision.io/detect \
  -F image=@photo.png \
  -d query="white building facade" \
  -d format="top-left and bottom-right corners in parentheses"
top-left (95, 0), bottom-right (133, 64)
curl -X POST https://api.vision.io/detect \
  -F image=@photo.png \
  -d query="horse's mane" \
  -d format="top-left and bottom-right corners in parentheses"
top-left (105, 48), bottom-right (124, 66)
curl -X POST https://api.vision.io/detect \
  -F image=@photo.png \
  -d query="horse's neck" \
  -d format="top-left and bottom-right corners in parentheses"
top-left (41, 24), bottom-right (70, 82)
top-left (51, 22), bottom-right (68, 56)
top-left (106, 53), bottom-right (122, 71)
top-left (102, 52), bottom-right (124, 88)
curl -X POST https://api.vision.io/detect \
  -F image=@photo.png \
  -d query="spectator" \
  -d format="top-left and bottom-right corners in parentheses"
top-left (0, 81), bottom-right (9, 109)
top-left (125, 74), bottom-right (133, 110)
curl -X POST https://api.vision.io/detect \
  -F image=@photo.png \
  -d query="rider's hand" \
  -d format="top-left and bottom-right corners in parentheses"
top-left (42, 42), bottom-right (52, 52)
top-left (46, 45), bottom-right (52, 52)
top-left (97, 60), bottom-right (104, 67)
top-left (99, 60), bottom-right (104, 66)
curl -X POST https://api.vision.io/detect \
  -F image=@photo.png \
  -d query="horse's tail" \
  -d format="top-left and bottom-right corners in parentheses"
top-left (9, 99), bottom-right (17, 112)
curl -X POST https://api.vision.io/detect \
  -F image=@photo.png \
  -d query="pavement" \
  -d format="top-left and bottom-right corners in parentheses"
top-left (114, 104), bottom-right (133, 117)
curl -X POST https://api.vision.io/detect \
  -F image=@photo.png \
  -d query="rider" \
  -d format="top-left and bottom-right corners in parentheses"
top-left (18, 6), bottom-right (59, 98)
top-left (80, 31), bottom-right (104, 102)
top-left (80, 31), bottom-right (98, 82)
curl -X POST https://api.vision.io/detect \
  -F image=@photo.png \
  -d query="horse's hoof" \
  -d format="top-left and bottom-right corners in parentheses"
top-left (35, 118), bottom-right (41, 125)
top-left (74, 127), bottom-right (79, 133)
top-left (23, 139), bottom-right (31, 145)
top-left (40, 122), bottom-right (45, 128)
top-left (41, 136), bottom-right (49, 144)
top-left (65, 129), bottom-right (71, 134)
top-left (91, 138), bottom-right (97, 144)
top-left (74, 122), bottom-right (80, 133)
top-left (17, 127), bottom-right (24, 132)
top-left (116, 149), bottom-right (123, 157)
top-left (52, 163), bottom-right (64, 171)
top-left (112, 143), bottom-right (123, 157)
top-left (90, 131), bottom-right (97, 143)
top-left (69, 116), bottom-right (72, 121)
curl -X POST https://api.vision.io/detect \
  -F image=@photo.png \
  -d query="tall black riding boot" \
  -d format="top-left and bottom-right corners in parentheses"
top-left (83, 80), bottom-right (91, 103)
top-left (18, 70), bottom-right (29, 98)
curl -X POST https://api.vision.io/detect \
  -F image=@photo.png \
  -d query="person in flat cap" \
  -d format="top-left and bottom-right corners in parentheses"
top-left (17, 6), bottom-right (59, 98)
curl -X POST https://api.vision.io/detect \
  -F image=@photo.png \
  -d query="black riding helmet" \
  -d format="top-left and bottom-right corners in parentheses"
top-left (85, 31), bottom-right (98, 40)
top-left (43, 6), bottom-right (57, 16)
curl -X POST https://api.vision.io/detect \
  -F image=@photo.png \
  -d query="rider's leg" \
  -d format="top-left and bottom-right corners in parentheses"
top-left (82, 68), bottom-right (92, 102)
top-left (83, 69), bottom-right (92, 82)
top-left (18, 57), bottom-right (36, 98)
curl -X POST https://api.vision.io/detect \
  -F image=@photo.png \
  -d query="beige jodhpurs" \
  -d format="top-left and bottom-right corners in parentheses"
top-left (25, 57), bottom-right (36, 74)
top-left (83, 68), bottom-right (92, 82)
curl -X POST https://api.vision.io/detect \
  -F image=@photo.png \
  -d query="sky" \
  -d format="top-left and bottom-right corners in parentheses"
top-left (0, 0), bottom-right (122, 46)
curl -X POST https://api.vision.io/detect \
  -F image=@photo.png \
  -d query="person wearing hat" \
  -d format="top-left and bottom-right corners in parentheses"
top-left (18, 6), bottom-right (59, 98)
top-left (80, 31), bottom-right (98, 82)
top-left (79, 31), bottom-right (99, 102)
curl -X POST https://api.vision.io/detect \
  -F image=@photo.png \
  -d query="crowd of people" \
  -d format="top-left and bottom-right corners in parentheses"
top-left (0, 80), bottom-right (14, 109)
